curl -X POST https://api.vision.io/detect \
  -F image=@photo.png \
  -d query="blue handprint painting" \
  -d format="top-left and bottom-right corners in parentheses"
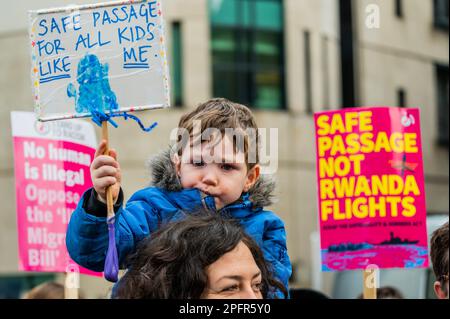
top-left (67, 54), bottom-right (119, 114)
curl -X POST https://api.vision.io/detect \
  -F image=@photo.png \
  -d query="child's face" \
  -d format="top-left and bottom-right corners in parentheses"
top-left (174, 134), bottom-right (260, 210)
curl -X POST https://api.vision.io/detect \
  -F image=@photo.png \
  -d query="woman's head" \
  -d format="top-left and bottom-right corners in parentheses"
top-left (23, 282), bottom-right (65, 299)
top-left (113, 213), bottom-right (286, 299)
top-left (431, 221), bottom-right (449, 299)
top-left (22, 281), bottom-right (85, 299)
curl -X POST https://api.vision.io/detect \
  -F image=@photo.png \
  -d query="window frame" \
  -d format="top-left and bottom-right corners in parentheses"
top-left (395, 0), bottom-right (404, 18)
top-left (171, 21), bottom-right (184, 107)
top-left (435, 63), bottom-right (449, 147)
top-left (210, 0), bottom-right (286, 110)
top-left (434, 0), bottom-right (449, 31)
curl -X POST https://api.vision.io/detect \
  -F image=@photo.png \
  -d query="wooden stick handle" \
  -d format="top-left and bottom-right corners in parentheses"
top-left (64, 273), bottom-right (79, 299)
top-left (363, 268), bottom-right (377, 299)
top-left (102, 121), bottom-right (115, 220)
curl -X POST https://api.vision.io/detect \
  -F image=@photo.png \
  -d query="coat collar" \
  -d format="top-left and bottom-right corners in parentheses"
top-left (146, 148), bottom-right (277, 209)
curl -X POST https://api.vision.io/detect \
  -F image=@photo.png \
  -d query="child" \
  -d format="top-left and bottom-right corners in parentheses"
top-left (66, 98), bottom-right (292, 296)
top-left (430, 221), bottom-right (449, 299)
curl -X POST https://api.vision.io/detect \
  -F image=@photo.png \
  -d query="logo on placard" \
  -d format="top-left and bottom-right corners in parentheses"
top-left (34, 121), bottom-right (50, 136)
top-left (401, 113), bottom-right (415, 128)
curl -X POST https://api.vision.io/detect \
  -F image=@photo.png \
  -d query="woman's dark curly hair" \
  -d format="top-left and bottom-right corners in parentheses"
top-left (113, 212), bottom-right (287, 299)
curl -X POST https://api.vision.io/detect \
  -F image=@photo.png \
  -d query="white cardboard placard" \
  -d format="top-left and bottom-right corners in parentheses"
top-left (29, 0), bottom-right (170, 121)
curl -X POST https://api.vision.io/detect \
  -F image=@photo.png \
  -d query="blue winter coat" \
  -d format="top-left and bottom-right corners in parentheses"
top-left (66, 150), bottom-right (292, 296)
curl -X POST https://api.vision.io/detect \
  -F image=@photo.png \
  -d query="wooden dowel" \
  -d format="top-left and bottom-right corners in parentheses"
top-left (363, 268), bottom-right (377, 299)
top-left (64, 273), bottom-right (79, 299)
top-left (102, 121), bottom-right (115, 220)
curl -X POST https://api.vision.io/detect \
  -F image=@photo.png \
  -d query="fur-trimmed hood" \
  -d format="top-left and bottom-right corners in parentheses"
top-left (146, 149), bottom-right (276, 208)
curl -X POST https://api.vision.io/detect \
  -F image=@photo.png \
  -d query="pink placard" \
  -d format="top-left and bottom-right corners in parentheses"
top-left (11, 112), bottom-right (101, 276)
top-left (314, 107), bottom-right (428, 271)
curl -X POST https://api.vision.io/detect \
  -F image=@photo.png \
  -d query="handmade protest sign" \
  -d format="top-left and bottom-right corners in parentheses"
top-left (29, 0), bottom-right (170, 121)
top-left (28, 0), bottom-right (166, 283)
top-left (314, 107), bottom-right (428, 271)
top-left (11, 111), bottom-right (100, 276)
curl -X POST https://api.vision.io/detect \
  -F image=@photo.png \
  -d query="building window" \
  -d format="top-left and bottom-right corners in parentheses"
top-left (395, 0), bottom-right (404, 18)
top-left (339, 0), bottom-right (356, 108)
top-left (434, 0), bottom-right (449, 30)
top-left (0, 274), bottom-right (55, 299)
top-left (172, 22), bottom-right (183, 107)
top-left (397, 88), bottom-right (407, 108)
top-left (303, 30), bottom-right (312, 114)
top-left (209, 0), bottom-right (285, 110)
top-left (436, 64), bottom-right (449, 147)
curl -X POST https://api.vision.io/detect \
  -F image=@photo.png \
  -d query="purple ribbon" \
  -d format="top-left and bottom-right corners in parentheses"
top-left (104, 216), bottom-right (119, 282)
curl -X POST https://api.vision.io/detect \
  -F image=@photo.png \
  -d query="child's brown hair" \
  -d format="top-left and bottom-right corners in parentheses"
top-left (176, 98), bottom-right (259, 169)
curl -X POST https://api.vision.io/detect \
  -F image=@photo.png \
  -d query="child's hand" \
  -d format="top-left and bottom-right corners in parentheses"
top-left (91, 140), bottom-right (122, 204)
